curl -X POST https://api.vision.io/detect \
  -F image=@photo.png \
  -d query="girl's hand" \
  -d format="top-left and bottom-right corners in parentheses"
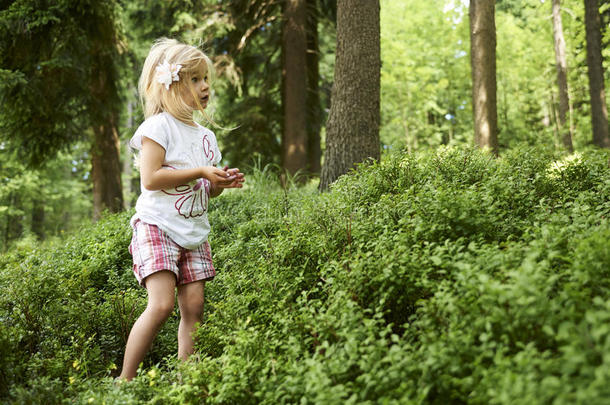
top-left (201, 166), bottom-right (236, 186)
top-left (217, 166), bottom-right (245, 189)
top-left (208, 167), bottom-right (245, 197)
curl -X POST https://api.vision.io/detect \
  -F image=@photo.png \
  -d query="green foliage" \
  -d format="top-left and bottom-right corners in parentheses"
top-left (495, 2), bottom-right (556, 148)
top-left (0, 0), bottom-right (124, 166)
top-left (0, 143), bottom-right (93, 250)
top-left (380, 0), bottom-right (472, 150)
top-left (1, 146), bottom-right (609, 403)
top-left (380, 0), bottom-right (610, 152)
top-left (4, 0), bottom-right (608, 248)
top-left (0, 211), bottom-right (140, 399)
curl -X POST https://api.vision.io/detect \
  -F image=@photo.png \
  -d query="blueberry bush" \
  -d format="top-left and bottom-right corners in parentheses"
top-left (1, 146), bottom-right (609, 404)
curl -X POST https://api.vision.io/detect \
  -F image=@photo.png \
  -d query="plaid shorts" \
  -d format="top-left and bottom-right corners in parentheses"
top-left (129, 220), bottom-right (215, 287)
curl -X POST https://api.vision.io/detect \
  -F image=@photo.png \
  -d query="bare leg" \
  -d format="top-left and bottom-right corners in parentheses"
top-left (177, 280), bottom-right (205, 360)
top-left (119, 271), bottom-right (176, 381)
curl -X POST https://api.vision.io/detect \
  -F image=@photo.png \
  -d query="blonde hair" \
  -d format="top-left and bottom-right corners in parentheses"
top-left (139, 38), bottom-right (215, 124)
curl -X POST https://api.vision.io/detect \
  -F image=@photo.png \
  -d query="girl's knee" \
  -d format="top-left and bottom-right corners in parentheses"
top-left (148, 299), bottom-right (175, 320)
top-left (178, 282), bottom-right (205, 320)
top-left (180, 296), bottom-right (204, 320)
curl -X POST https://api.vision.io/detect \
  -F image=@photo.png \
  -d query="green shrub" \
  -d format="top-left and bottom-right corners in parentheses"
top-left (1, 146), bottom-right (609, 404)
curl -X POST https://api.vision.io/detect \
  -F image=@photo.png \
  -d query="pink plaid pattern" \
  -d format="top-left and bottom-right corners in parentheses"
top-left (129, 220), bottom-right (215, 287)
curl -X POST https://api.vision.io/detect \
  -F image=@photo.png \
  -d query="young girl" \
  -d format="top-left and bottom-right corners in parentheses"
top-left (120, 38), bottom-right (244, 381)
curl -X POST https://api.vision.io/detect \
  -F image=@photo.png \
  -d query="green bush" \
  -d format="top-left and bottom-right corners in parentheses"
top-left (1, 146), bottom-right (609, 404)
top-left (0, 211), bottom-right (174, 401)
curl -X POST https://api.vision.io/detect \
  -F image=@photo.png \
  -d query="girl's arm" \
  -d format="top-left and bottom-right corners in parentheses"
top-left (140, 136), bottom-right (235, 191)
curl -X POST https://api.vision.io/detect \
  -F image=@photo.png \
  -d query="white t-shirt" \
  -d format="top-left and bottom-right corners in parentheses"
top-left (129, 112), bottom-right (222, 249)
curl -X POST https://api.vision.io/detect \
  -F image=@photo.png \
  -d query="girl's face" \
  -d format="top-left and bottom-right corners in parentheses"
top-left (182, 62), bottom-right (210, 111)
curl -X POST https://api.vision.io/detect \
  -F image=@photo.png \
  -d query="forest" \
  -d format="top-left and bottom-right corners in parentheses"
top-left (1, 0), bottom-right (610, 403)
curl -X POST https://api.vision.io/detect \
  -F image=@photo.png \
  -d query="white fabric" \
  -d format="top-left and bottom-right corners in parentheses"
top-left (129, 112), bottom-right (222, 249)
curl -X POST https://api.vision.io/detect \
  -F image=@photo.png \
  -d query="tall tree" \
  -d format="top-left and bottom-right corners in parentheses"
top-left (552, 0), bottom-right (574, 152)
top-left (0, 0), bottom-right (124, 218)
top-left (583, 0), bottom-right (610, 148)
top-left (469, 0), bottom-right (498, 154)
top-left (319, 0), bottom-right (380, 190)
top-left (282, 0), bottom-right (309, 178)
top-left (306, 0), bottom-right (322, 175)
top-left (89, 4), bottom-right (124, 219)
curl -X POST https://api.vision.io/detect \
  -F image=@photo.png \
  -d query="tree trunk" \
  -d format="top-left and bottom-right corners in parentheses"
top-left (549, 89), bottom-right (561, 147)
top-left (584, 0), bottom-right (610, 148)
top-left (282, 0), bottom-right (309, 179)
top-left (90, 72), bottom-right (123, 220)
top-left (91, 119), bottom-right (123, 220)
top-left (319, 0), bottom-right (380, 190)
top-left (89, 38), bottom-right (123, 220)
top-left (469, 0), bottom-right (498, 155)
top-left (123, 95), bottom-right (137, 209)
top-left (31, 198), bottom-right (45, 240)
top-left (5, 194), bottom-right (23, 245)
top-left (306, 0), bottom-right (322, 176)
top-left (552, 0), bottom-right (574, 152)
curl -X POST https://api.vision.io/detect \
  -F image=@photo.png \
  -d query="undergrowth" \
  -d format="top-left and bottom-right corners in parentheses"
top-left (1, 146), bottom-right (609, 404)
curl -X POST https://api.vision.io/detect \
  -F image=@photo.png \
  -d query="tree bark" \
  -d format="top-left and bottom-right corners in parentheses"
top-left (3, 193), bottom-right (23, 248)
top-left (88, 27), bottom-right (124, 220)
top-left (31, 198), bottom-right (45, 240)
top-left (282, 0), bottom-right (309, 179)
top-left (123, 93), bottom-right (139, 209)
top-left (90, 65), bottom-right (123, 219)
top-left (319, 0), bottom-right (380, 190)
top-left (306, 0), bottom-right (322, 175)
top-left (91, 119), bottom-right (123, 220)
top-left (469, 0), bottom-right (498, 155)
top-left (584, 0), bottom-right (610, 148)
top-left (552, 0), bottom-right (574, 152)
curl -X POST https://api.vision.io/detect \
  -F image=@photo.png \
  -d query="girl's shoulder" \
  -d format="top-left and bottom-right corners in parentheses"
top-left (130, 113), bottom-right (173, 151)
top-left (134, 113), bottom-right (184, 139)
top-left (137, 112), bottom-right (172, 132)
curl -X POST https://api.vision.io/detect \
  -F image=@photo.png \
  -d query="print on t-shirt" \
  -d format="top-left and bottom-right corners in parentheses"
top-left (202, 133), bottom-right (215, 163)
top-left (162, 171), bottom-right (210, 219)
top-left (161, 133), bottom-right (216, 219)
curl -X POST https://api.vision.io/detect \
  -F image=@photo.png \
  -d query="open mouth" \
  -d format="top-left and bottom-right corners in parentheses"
top-left (200, 95), bottom-right (209, 103)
